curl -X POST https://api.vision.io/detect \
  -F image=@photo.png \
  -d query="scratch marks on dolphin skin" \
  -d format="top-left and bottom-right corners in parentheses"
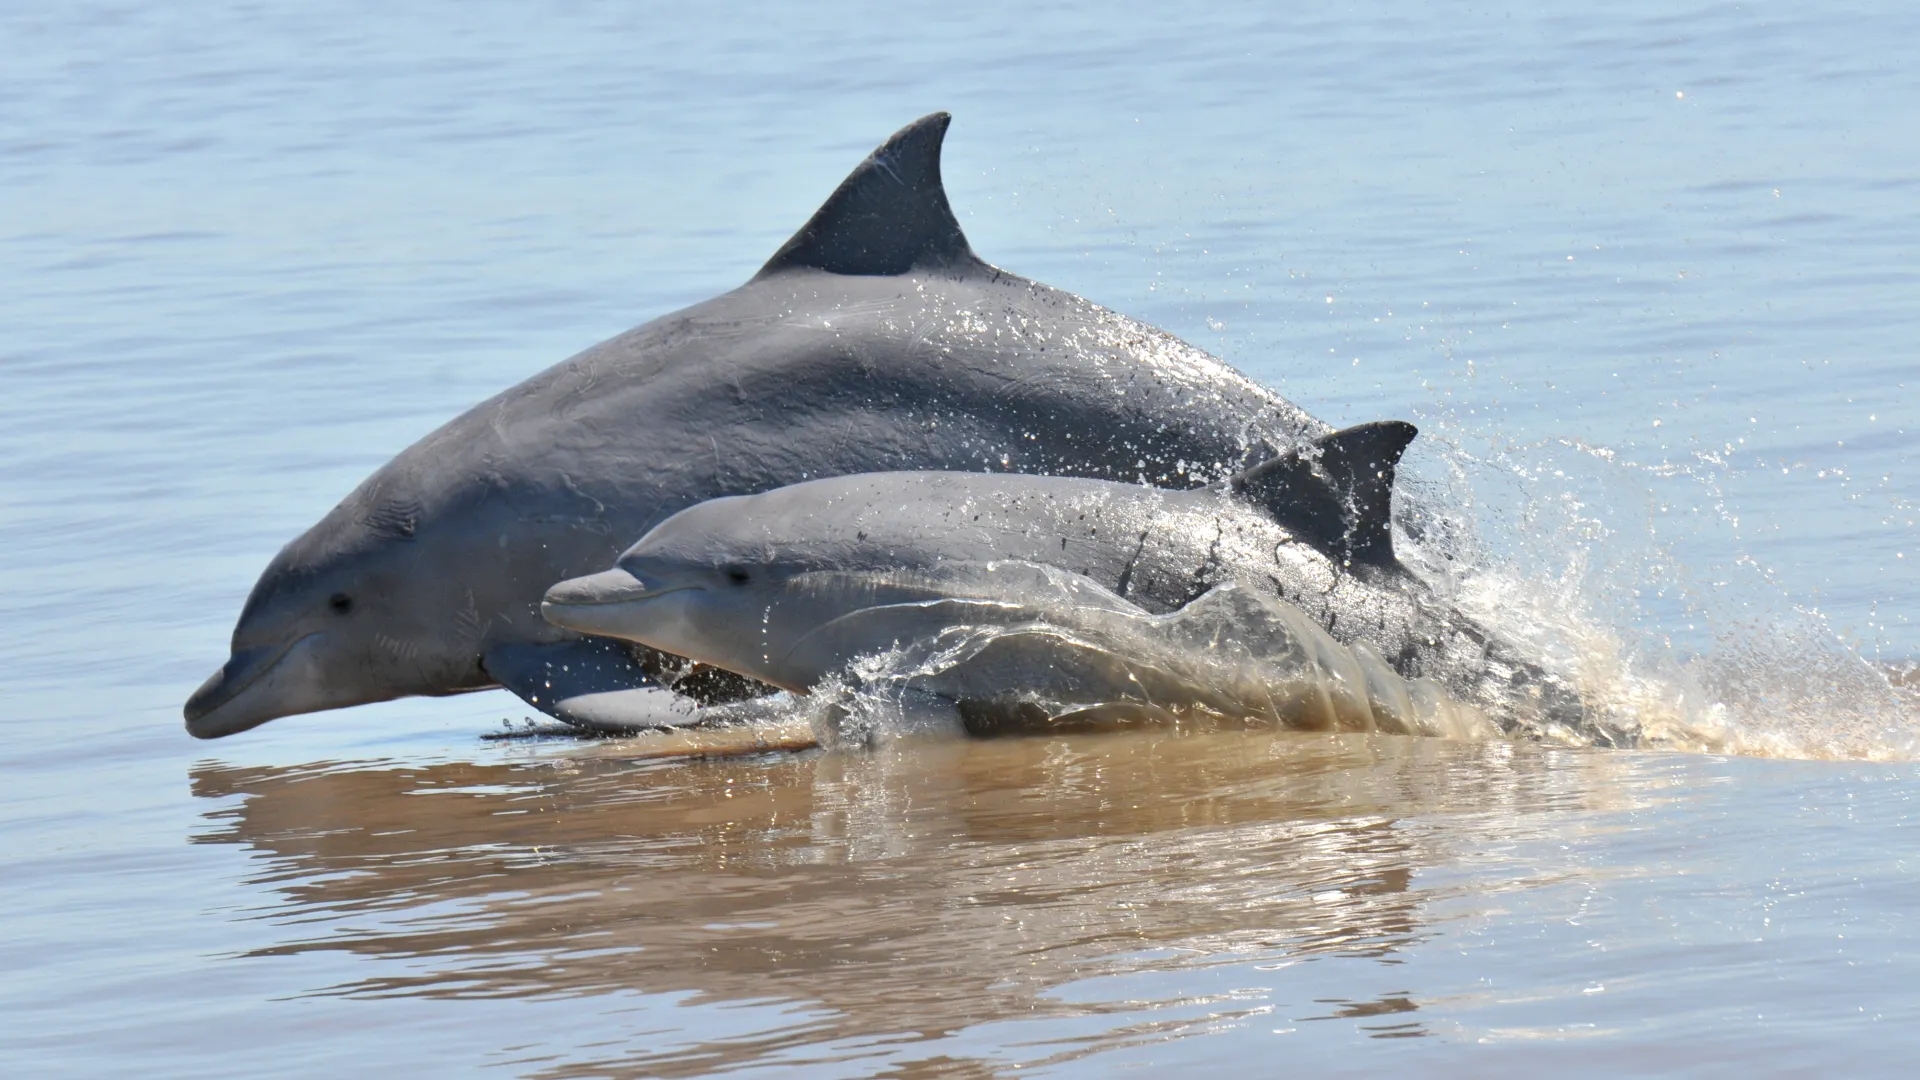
top-left (551, 357), bottom-right (603, 423)
top-left (558, 473), bottom-right (606, 517)
top-left (514, 473), bottom-right (614, 534)
top-left (871, 146), bottom-right (905, 186)
top-left (363, 497), bottom-right (421, 540)
top-left (1115, 528), bottom-right (1151, 599)
top-left (453, 590), bottom-right (490, 651)
top-left (1186, 520), bottom-right (1227, 605)
top-left (373, 632), bottom-right (420, 661)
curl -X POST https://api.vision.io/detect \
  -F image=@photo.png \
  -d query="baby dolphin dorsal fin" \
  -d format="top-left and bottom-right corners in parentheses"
top-left (1228, 420), bottom-right (1418, 567)
top-left (755, 112), bottom-right (985, 279)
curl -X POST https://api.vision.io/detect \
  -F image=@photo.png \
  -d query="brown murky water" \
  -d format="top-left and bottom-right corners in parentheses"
top-left (160, 728), bottom-right (1915, 1076)
top-left (195, 734), bottom-right (1452, 1022)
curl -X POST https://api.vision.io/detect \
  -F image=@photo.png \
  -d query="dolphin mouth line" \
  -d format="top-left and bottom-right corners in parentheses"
top-left (187, 632), bottom-right (318, 724)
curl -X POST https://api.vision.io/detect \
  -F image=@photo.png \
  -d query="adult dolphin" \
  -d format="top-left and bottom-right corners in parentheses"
top-left (184, 113), bottom-right (1334, 738)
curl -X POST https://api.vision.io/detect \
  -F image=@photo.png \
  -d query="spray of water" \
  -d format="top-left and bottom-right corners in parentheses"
top-left (781, 575), bottom-right (1495, 752)
top-left (1392, 426), bottom-right (1920, 760)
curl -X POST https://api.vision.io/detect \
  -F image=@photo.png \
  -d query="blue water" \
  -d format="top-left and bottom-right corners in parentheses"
top-left (5, 2), bottom-right (1919, 1075)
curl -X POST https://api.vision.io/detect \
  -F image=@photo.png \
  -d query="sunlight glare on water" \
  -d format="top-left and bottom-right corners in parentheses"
top-left (3, 1), bottom-right (1919, 1075)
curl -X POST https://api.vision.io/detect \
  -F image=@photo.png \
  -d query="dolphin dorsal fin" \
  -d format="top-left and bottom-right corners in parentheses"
top-left (1228, 421), bottom-right (1418, 567)
top-left (755, 112), bottom-right (984, 279)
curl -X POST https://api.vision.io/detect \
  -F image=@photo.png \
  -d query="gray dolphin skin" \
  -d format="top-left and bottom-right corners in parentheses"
top-left (542, 426), bottom-right (1616, 743)
top-left (185, 112), bottom-right (1333, 738)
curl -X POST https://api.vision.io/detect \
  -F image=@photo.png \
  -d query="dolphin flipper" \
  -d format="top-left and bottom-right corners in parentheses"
top-left (483, 638), bottom-right (703, 733)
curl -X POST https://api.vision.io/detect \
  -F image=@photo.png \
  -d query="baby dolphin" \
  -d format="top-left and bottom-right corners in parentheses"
top-left (543, 424), bottom-right (1613, 742)
top-left (560, 559), bottom-right (1493, 744)
top-left (184, 113), bottom-right (1335, 738)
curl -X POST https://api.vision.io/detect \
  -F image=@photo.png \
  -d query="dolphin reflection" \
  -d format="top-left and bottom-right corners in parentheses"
top-left (190, 734), bottom-right (1583, 1071)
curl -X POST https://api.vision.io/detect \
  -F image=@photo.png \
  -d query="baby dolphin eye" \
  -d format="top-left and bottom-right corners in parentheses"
top-left (725, 566), bottom-right (751, 586)
top-left (328, 592), bottom-right (354, 614)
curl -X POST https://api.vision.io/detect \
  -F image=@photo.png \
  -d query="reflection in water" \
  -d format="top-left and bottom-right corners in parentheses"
top-left (191, 733), bottom-right (1599, 1075)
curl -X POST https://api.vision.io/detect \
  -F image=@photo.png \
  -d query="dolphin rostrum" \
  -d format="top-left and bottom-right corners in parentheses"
top-left (185, 113), bottom-right (1334, 738)
top-left (541, 425), bottom-right (1616, 743)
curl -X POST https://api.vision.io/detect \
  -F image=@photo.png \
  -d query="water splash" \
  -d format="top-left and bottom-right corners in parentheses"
top-left (1392, 425), bottom-right (1920, 760)
top-left (723, 567), bottom-right (1496, 751)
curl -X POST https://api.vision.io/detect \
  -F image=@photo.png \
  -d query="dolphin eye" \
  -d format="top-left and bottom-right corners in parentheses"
top-left (328, 592), bottom-right (354, 614)
top-left (725, 566), bottom-right (751, 586)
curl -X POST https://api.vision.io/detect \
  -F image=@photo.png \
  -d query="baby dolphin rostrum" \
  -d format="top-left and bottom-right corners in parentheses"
top-left (543, 424), bottom-right (1614, 743)
top-left (184, 112), bottom-right (1338, 739)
